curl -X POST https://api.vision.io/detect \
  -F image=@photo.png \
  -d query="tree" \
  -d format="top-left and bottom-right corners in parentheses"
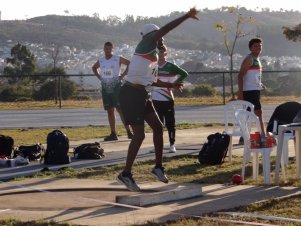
top-left (105, 15), bottom-right (122, 26)
top-left (214, 6), bottom-right (254, 99)
top-left (33, 67), bottom-right (78, 101)
top-left (2, 43), bottom-right (37, 100)
top-left (3, 43), bottom-right (36, 79)
top-left (93, 13), bottom-right (100, 19)
top-left (191, 84), bottom-right (217, 96)
top-left (283, 23), bottom-right (301, 42)
top-left (124, 15), bottom-right (135, 24)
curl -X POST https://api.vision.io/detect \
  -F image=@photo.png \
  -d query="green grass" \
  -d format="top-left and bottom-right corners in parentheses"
top-left (2, 123), bottom-right (219, 146)
top-left (19, 155), bottom-right (301, 187)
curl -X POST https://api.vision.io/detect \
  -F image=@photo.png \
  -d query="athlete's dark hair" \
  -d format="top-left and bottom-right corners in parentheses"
top-left (104, 42), bottom-right (113, 47)
top-left (248, 38), bottom-right (262, 50)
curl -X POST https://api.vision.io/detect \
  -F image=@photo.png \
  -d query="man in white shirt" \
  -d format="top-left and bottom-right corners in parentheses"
top-left (92, 42), bottom-right (133, 141)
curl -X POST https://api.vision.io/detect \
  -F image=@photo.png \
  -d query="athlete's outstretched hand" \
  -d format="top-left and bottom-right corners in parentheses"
top-left (187, 7), bottom-right (199, 20)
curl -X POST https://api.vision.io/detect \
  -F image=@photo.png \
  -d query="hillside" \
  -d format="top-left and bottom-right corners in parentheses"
top-left (0, 8), bottom-right (301, 57)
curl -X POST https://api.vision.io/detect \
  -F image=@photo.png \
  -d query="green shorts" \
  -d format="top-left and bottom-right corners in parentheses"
top-left (102, 87), bottom-right (121, 110)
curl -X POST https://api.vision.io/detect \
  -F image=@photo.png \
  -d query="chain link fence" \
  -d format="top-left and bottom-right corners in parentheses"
top-left (0, 70), bottom-right (300, 108)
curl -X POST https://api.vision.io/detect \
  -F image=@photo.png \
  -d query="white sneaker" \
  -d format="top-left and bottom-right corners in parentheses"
top-left (169, 145), bottom-right (176, 153)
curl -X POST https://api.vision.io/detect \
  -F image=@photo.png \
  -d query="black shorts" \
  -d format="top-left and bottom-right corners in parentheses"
top-left (243, 90), bottom-right (261, 110)
top-left (119, 83), bottom-right (155, 125)
top-left (102, 87), bottom-right (121, 110)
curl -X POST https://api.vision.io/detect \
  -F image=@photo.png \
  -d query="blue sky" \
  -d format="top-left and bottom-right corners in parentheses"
top-left (1, 0), bottom-right (300, 20)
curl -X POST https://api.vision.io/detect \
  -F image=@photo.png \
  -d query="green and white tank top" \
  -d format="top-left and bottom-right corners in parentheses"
top-left (152, 61), bottom-right (188, 101)
top-left (243, 55), bottom-right (262, 91)
top-left (99, 55), bottom-right (121, 93)
top-left (125, 33), bottom-right (158, 86)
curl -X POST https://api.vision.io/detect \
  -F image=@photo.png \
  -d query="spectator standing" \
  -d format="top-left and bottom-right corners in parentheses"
top-left (92, 42), bottom-right (133, 141)
top-left (151, 45), bottom-right (189, 153)
top-left (238, 38), bottom-right (266, 136)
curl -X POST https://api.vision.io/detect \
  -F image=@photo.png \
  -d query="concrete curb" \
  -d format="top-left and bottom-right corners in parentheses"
top-left (116, 185), bottom-right (204, 206)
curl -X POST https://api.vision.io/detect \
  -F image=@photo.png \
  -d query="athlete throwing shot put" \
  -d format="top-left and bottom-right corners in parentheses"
top-left (117, 8), bottom-right (199, 191)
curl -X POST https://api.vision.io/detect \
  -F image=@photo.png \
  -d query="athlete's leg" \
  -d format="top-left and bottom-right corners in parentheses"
top-left (152, 100), bottom-right (165, 125)
top-left (123, 124), bottom-right (145, 172)
top-left (165, 101), bottom-right (176, 145)
top-left (255, 109), bottom-right (265, 136)
top-left (116, 107), bottom-right (132, 134)
top-left (107, 107), bottom-right (116, 134)
top-left (114, 86), bottom-right (132, 134)
top-left (119, 84), bottom-right (147, 172)
top-left (145, 112), bottom-right (164, 167)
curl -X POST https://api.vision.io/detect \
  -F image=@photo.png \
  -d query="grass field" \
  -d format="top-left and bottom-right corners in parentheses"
top-left (24, 155), bottom-right (301, 187)
top-left (1, 122), bottom-right (214, 146)
top-left (0, 96), bottom-right (300, 110)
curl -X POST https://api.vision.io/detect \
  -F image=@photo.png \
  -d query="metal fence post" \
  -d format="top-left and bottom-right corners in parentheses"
top-left (222, 72), bottom-right (225, 105)
top-left (59, 74), bottom-right (62, 109)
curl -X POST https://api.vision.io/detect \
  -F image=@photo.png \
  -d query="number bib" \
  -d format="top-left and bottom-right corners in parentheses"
top-left (102, 68), bottom-right (114, 78)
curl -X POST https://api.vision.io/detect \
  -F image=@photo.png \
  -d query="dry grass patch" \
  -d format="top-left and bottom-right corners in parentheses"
top-left (2, 126), bottom-right (110, 145)
top-left (0, 100), bottom-right (102, 110)
top-left (0, 96), bottom-right (300, 110)
top-left (25, 155), bottom-right (301, 187)
top-left (130, 194), bottom-right (301, 226)
top-left (2, 123), bottom-right (213, 146)
top-left (0, 219), bottom-right (79, 226)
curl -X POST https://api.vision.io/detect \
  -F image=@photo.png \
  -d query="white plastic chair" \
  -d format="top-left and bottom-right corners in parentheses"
top-left (224, 100), bottom-right (255, 161)
top-left (235, 109), bottom-right (275, 184)
top-left (273, 120), bottom-right (295, 166)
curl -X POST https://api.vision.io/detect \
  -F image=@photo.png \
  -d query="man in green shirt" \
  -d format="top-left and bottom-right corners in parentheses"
top-left (151, 45), bottom-right (189, 153)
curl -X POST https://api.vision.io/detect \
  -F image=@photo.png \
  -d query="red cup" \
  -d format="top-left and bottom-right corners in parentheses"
top-left (250, 133), bottom-right (261, 148)
top-left (250, 133), bottom-right (260, 140)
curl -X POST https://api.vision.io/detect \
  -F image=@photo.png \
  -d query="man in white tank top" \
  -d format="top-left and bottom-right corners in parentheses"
top-left (92, 42), bottom-right (133, 141)
top-left (238, 38), bottom-right (266, 136)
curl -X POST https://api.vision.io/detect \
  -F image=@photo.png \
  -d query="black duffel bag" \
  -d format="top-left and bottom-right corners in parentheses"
top-left (74, 142), bottom-right (104, 159)
top-left (18, 144), bottom-right (45, 161)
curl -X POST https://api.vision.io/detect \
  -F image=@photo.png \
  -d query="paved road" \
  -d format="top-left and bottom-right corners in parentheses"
top-left (0, 105), bottom-right (276, 129)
